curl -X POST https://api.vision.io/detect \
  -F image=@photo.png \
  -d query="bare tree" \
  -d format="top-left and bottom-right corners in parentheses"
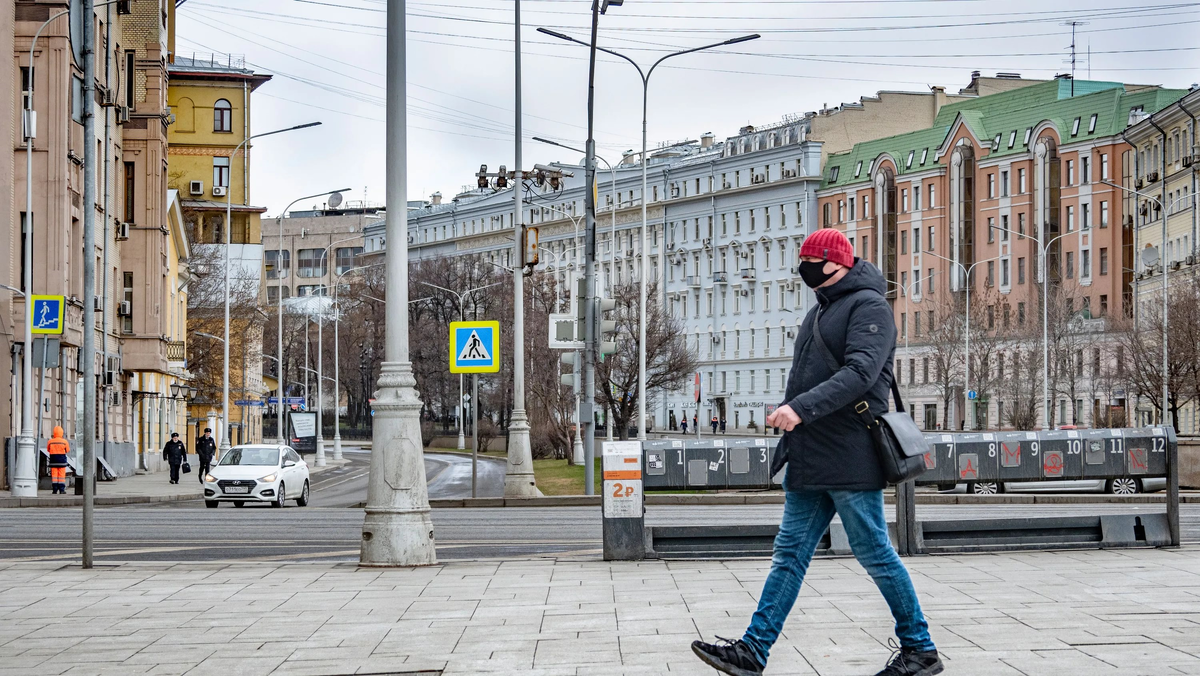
top-left (922, 292), bottom-right (965, 430)
top-left (595, 282), bottom-right (698, 440)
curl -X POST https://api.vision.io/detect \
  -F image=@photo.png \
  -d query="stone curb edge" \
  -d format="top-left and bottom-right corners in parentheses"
top-left (423, 492), bottom-right (1199, 508)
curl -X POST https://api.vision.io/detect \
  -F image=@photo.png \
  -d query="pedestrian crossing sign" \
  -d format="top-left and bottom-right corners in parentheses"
top-left (449, 320), bottom-right (500, 373)
top-left (30, 295), bottom-right (65, 335)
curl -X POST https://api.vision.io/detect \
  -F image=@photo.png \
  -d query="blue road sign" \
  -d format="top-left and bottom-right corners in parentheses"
top-left (449, 320), bottom-right (500, 373)
top-left (235, 400), bottom-right (265, 407)
top-left (967, 390), bottom-right (978, 400)
top-left (30, 295), bottom-right (65, 335)
top-left (267, 397), bottom-right (306, 405)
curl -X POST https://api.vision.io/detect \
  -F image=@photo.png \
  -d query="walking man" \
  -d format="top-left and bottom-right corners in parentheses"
top-left (681, 416), bottom-right (688, 435)
top-left (710, 416), bottom-right (719, 434)
top-left (692, 228), bottom-right (941, 676)
top-left (46, 426), bottom-right (70, 494)
top-left (196, 428), bottom-right (217, 483)
top-left (162, 432), bottom-right (187, 485)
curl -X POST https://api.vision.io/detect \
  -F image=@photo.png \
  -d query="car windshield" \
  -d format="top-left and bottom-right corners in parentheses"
top-left (218, 447), bottom-right (280, 466)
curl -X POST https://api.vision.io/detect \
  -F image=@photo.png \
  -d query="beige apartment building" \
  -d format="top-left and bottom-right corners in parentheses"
top-left (2, 0), bottom-right (188, 488)
top-left (261, 203), bottom-right (379, 304)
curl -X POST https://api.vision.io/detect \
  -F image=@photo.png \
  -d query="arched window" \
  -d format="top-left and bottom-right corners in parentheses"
top-left (213, 99), bottom-right (232, 133)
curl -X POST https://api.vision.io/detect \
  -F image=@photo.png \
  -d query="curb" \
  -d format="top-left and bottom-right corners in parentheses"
top-left (0, 458), bottom-right (350, 508)
top-left (422, 492), bottom-right (1200, 508)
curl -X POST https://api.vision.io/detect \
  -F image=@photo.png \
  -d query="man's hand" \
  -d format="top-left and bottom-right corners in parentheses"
top-left (767, 404), bottom-right (801, 432)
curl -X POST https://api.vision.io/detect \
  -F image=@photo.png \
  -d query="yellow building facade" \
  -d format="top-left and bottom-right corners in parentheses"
top-left (167, 55), bottom-right (273, 449)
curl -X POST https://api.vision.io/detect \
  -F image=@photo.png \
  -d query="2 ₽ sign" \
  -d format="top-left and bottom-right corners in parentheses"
top-left (602, 441), bottom-right (643, 518)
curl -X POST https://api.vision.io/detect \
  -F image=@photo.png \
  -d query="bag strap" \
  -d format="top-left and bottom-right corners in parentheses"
top-left (811, 307), bottom-right (907, 421)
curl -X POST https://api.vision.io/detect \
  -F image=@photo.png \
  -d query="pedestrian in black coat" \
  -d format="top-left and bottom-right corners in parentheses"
top-left (195, 428), bottom-right (217, 483)
top-left (162, 433), bottom-right (187, 484)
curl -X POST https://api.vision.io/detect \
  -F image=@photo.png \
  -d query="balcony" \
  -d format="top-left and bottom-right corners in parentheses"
top-left (685, 275), bottom-right (701, 287)
top-left (740, 268), bottom-right (757, 282)
top-left (713, 271), bottom-right (729, 284)
top-left (167, 340), bottom-right (187, 363)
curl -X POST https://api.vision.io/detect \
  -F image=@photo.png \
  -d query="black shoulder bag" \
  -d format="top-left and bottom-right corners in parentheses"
top-left (811, 310), bottom-right (929, 485)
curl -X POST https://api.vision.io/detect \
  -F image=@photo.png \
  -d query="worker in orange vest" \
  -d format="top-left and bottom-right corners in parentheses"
top-left (46, 426), bottom-right (70, 494)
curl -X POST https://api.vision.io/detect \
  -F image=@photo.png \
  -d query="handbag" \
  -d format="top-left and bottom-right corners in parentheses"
top-left (182, 461), bottom-right (192, 474)
top-left (811, 310), bottom-right (929, 485)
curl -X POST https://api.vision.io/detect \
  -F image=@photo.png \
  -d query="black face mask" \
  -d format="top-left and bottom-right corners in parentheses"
top-left (798, 260), bottom-right (836, 288)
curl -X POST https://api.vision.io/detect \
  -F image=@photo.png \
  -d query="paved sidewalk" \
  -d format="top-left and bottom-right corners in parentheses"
top-left (0, 458), bottom-right (349, 508)
top-left (2, 546), bottom-right (1199, 675)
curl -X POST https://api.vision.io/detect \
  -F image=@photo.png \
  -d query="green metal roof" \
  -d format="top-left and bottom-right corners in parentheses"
top-left (821, 80), bottom-right (1188, 190)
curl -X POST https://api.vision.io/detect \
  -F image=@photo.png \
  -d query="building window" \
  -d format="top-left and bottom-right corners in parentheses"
top-left (1099, 201), bottom-right (1109, 228)
top-left (1081, 156), bottom-right (1090, 184)
top-left (1000, 170), bottom-right (1009, 197)
top-left (987, 260), bottom-right (995, 286)
top-left (1100, 153), bottom-right (1109, 180)
top-left (122, 272), bottom-right (134, 333)
top-left (1065, 205), bottom-right (1075, 232)
top-left (913, 185), bottom-right (922, 211)
top-left (297, 249), bottom-right (328, 278)
top-left (988, 173), bottom-right (996, 199)
top-left (214, 99), bottom-right (232, 133)
top-left (1018, 168), bottom-right (1027, 193)
top-left (1065, 160), bottom-right (1074, 186)
top-left (928, 184), bottom-right (935, 208)
top-left (1089, 114), bottom-right (1098, 134)
top-left (987, 217), bottom-right (995, 243)
top-left (1018, 212), bottom-right (1027, 237)
top-left (1066, 251), bottom-right (1075, 278)
top-left (823, 203), bottom-right (832, 227)
top-left (213, 157), bottom-right (230, 189)
top-left (123, 161), bottom-right (135, 223)
top-left (1018, 257), bottom-right (1026, 284)
top-left (854, 160), bottom-right (863, 178)
top-left (265, 249), bottom-right (291, 279)
top-left (913, 227), bottom-right (921, 253)
top-left (297, 285), bottom-right (327, 297)
top-left (901, 189), bottom-right (908, 213)
top-left (1072, 117), bottom-right (1081, 136)
top-left (1099, 247), bottom-right (1108, 275)
top-left (1000, 214), bottom-right (1010, 241)
top-left (267, 286), bottom-right (291, 303)
top-left (335, 247), bottom-right (362, 275)
top-left (1100, 294), bottom-right (1108, 316)
top-left (1082, 249), bottom-right (1091, 278)
top-left (928, 226), bottom-right (934, 251)
top-left (1018, 302), bottom-right (1026, 325)
top-left (920, 148), bottom-right (929, 165)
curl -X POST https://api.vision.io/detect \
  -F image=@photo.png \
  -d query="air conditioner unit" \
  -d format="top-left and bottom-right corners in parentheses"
top-left (737, 288), bottom-right (749, 296)
top-left (723, 182), bottom-right (733, 190)
top-left (1187, 254), bottom-right (1197, 266)
top-left (93, 296), bottom-right (103, 312)
top-left (1171, 260), bottom-right (1182, 270)
top-left (670, 186), bottom-right (680, 197)
top-left (117, 301), bottom-right (132, 316)
top-left (791, 264), bottom-right (803, 275)
top-left (625, 248), bottom-right (635, 257)
top-left (116, 0), bottom-right (131, 14)
top-left (1184, 156), bottom-right (1194, 168)
top-left (212, 186), bottom-right (227, 197)
top-left (1147, 171), bottom-right (1160, 182)
top-left (783, 169), bottom-right (797, 179)
top-left (702, 237), bottom-right (712, 248)
top-left (116, 222), bottom-right (130, 240)
top-left (116, 105), bottom-right (130, 125)
top-left (189, 180), bottom-right (204, 196)
top-left (752, 174), bottom-right (766, 184)
top-left (1135, 178), bottom-right (1144, 189)
top-left (99, 86), bottom-right (117, 107)
top-left (109, 390), bottom-right (122, 407)
top-left (711, 335), bottom-right (721, 344)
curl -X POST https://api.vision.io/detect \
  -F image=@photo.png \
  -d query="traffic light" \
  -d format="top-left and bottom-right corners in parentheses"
top-left (598, 292), bottom-right (618, 359)
top-left (476, 164), bottom-right (488, 189)
top-left (496, 165), bottom-right (508, 189)
top-left (560, 352), bottom-right (578, 388)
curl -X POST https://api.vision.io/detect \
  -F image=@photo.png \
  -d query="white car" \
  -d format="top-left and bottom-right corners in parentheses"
top-left (204, 445), bottom-right (310, 508)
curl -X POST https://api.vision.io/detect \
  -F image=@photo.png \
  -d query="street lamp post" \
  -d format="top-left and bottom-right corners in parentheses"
top-left (925, 252), bottom-right (1001, 430)
top-left (331, 262), bottom-right (384, 461)
top-left (538, 29), bottom-right (759, 440)
top-left (220, 122), bottom-right (320, 460)
top-left (273, 189), bottom-right (351, 445)
top-left (361, 0), bottom-right (437, 566)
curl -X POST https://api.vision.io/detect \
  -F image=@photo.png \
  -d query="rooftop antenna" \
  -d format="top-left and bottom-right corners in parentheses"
top-left (1061, 20), bottom-right (1089, 96)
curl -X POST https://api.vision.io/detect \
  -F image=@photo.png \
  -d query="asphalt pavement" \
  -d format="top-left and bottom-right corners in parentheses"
top-left (1, 502), bottom-right (1196, 564)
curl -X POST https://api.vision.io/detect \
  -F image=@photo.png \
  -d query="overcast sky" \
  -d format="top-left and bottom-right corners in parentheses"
top-left (174, 0), bottom-right (1200, 217)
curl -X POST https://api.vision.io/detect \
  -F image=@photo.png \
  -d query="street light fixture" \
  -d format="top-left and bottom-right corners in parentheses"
top-left (220, 121), bottom-right (321, 461)
top-left (538, 26), bottom-right (760, 440)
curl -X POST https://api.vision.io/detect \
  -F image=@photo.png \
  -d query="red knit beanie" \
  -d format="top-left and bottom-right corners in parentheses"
top-left (799, 227), bottom-right (855, 268)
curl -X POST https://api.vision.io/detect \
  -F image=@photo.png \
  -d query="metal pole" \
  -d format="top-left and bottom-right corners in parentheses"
top-left (964, 266), bottom-right (971, 431)
top-left (101, 0), bottom-right (112, 471)
top-left (361, 0), bottom-right (437, 566)
top-left (581, 0), bottom-right (600, 497)
top-left (81, 0), bottom-right (98, 567)
top-left (472, 374), bottom-right (478, 498)
top-left (36, 337), bottom-right (48, 441)
top-left (505, 0), bottom-right (538, 497)
top-left (638, 80), bottom-right (648, 441)
top-left (277, 215), bottom-right (286, 444)
top-left (315, 306), bottom-right (325, 466)
top-left (458, 373), bottom-right (465, 450)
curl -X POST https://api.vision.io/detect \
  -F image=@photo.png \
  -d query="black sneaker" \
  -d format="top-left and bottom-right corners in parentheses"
top-left (691, 636), bottom-right (763, 676)
top-left (874, 639), bottom-right (944, 676)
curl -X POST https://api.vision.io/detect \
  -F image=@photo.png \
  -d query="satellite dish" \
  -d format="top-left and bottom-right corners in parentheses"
top-left (327, 192), bottom-right (344, 209)
top-left (1141, 245), bottom-right (1160, 268)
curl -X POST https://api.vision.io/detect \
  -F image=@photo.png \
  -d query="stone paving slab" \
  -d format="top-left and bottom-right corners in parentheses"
top-left (2, 547), bottom-right (1200, 675)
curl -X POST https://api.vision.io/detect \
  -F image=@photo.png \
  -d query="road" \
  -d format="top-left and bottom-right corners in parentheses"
top-left (1, 502), bottom-right (1196, 564)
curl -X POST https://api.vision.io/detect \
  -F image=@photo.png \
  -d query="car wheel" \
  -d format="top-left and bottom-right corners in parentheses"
top-left (205, 500), bottom-right (219, 508)
top-left (233, 501), bottom-right (245, 508)
top-left (273, 482), bottom-right (286, 508)
top-left (1108, 478), bottom-right (1142, 495)
top-left (969, 481), bottom-right (1002, 495)
top-left (296, 480), bottom-right (310, 507)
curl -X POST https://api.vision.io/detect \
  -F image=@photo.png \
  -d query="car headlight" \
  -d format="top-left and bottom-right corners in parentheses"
top-left (204, 473), bottom-right (217, 483)
top-left (259, 473), bottom-right (277, 483)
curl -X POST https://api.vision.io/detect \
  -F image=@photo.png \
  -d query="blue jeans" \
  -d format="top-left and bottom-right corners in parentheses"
top-left (742, 489), bottom-right (935, 665)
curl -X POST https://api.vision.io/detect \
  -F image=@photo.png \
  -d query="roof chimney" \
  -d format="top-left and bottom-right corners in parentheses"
top-left (700, 132), bottom-right (715, 149)
top-left (431, 191), bottom-right (442, 205)
top-left (930, 85), bottom-right (947, 116)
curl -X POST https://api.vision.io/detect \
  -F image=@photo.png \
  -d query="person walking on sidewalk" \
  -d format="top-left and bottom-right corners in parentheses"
top-left (196, 428), bottom-right (217, 483)
top-left (681, 417), bottom-right (688, 435)
top-left (692, 228), bottom-right (942, 676)
top-left (46, 426), bottom-right (70, 494)
top-left (711, 416), bottom-right (719, 434)
top-left (162, 433), bottom-right (187, 485)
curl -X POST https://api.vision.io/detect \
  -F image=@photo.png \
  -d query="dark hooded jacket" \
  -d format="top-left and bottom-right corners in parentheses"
top-left (162, 439), bottom-right (187, 465)
top-left (773, 258), bottom-right (897, 492)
